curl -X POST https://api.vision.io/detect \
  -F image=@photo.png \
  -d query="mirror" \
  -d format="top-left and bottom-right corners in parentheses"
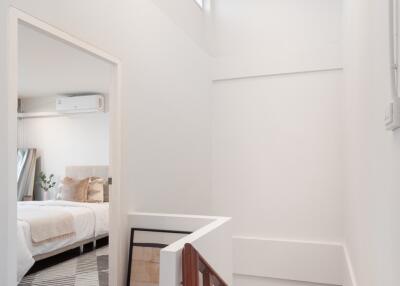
top-left (17, 148), bottom-right (37, 201)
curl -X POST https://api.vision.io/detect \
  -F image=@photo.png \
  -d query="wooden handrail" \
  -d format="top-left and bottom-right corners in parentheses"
top-left (182, 243), bottom-right (228, 286)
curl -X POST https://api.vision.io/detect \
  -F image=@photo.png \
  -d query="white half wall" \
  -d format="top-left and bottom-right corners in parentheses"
top-left (233, 237), bottom-right (344, 285)
top-left (128, 213), bottom-right (233, 286)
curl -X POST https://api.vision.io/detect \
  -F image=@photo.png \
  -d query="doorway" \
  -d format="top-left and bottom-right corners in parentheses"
top-left (9, 8), bottom-right (122, 286)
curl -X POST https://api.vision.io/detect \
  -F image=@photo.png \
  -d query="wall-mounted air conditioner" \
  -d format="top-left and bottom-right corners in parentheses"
top-left (56, 95), bottom-right (105, 113)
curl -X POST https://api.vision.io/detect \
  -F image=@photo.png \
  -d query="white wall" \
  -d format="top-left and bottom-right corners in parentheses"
top-left (151, 0), bottom-right (209, 52)
top-left (212, 0), bottom-right (342, 80)
top-left (18, 113), bottom-right (109, 197)
top-left (211, 0), bottom-right (345, 285)
top-left (6, 1), bottom-right (397, 286)
top-left (10, 0), bottom-right (213, 209)
top-left (212, 71), bottom-right (344, 241)
top-left (3, 0), bottom-right (212, 285)
top-left (1, 0), bottom-right (15, 285)
top-left (18, 23), bottom-right (113, 98)
top-left (343, 0), bottom-right (400, 285)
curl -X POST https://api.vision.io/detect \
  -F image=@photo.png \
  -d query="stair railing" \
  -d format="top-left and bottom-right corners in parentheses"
top-left (182, 243), bottom-right (228, 286)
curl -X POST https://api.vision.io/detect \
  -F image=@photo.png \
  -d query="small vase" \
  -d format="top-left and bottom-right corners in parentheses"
top-left (42, 191), bottom-right (48, 201)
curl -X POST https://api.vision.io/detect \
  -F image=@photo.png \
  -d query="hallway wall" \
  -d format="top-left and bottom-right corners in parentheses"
top-left (211, 0), bottom-right (345, 285)
top-left (343, 0), bottom-right (400, 285)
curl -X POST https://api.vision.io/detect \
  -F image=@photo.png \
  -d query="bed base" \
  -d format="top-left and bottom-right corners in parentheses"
top-left (33, 234), bottom-right (108, 262)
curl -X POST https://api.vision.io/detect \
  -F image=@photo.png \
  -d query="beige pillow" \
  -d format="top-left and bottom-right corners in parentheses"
top-left (61, 177), bottom-right (89, 202)
top-left (87, 177), bottom-right (105, 203)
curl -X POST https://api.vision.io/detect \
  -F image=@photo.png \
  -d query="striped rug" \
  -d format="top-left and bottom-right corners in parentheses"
top-left (19, 246), bottom-right (108, 286)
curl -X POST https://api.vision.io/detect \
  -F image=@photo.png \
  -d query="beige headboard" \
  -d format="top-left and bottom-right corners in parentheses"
top-left (65, 165), bottom-right (109, 180)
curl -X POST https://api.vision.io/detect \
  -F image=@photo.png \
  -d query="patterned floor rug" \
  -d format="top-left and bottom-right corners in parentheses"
top-left (19, 246), bottom-right (109, 286)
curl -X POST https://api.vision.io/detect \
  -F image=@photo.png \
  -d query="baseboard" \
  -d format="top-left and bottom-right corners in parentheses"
top-left (234, 274), bottom-right (338, 286)
top-left (233, 236), bottom-right (351, 286)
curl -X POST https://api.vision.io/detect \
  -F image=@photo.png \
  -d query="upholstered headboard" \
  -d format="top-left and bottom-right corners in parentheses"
top-left (65, 165), bottom-right (109, 202)
top-left (65, 165), bottom-right (109, 180)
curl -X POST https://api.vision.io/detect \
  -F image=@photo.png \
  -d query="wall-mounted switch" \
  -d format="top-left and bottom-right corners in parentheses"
top-left (385, 100), bottom-right (400, 131)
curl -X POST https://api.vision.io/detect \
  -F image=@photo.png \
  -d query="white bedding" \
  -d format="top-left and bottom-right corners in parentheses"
top-left (17, 200), bottom-right (109, 282)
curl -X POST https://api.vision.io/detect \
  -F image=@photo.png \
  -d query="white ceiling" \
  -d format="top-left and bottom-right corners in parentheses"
top-left (18, 23), bottom-right (113, 98)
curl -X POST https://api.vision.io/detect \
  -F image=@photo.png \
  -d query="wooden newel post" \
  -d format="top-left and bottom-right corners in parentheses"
top-left (182, 243), bottom-right (199, 286)
top-left (182, 243), bottom-right (228, 286)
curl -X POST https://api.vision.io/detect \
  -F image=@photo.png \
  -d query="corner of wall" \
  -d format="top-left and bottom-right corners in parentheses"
top-left (343, 245), bottom-right (357, 286)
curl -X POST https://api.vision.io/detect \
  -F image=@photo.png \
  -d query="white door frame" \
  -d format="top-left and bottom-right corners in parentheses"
top-left (8, 8), bottom-right (123, 285)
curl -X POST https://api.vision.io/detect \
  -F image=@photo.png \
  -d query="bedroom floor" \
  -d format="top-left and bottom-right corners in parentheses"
top-left (19, 246), bottom-right (109, 286)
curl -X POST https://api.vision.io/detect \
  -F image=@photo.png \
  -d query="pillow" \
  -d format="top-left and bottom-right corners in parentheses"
top-left (61, 177), bottom-right (89, 202)
top-left (87, 177), bottom-right (106, 203)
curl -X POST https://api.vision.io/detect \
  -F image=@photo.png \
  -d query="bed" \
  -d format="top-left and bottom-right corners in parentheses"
top-left (17, 166), bottom-right (109, 282)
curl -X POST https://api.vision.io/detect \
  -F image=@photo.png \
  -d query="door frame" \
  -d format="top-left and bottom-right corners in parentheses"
top-left (8, 7), bottom-right (123, 285)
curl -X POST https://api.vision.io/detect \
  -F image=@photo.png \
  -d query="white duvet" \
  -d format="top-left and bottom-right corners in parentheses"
top-left (17, 200), bottom-right (109, 282)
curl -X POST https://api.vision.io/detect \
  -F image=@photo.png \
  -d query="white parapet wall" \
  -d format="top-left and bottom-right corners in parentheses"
top-left (128, 212), bottom-right (233, 286)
